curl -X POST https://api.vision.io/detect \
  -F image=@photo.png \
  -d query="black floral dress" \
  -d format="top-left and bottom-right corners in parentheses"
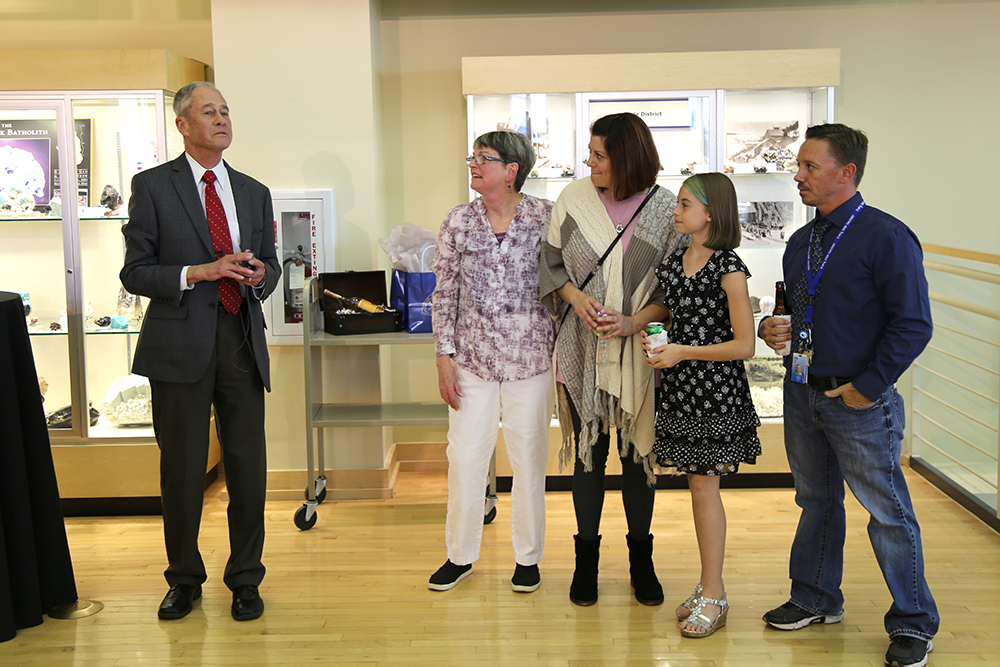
top-left (653, 248), bottom-right (761, 475)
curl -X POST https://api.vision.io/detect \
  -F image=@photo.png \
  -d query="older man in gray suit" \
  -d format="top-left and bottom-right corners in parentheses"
top-left (120, 81), bottom-right (280, 622)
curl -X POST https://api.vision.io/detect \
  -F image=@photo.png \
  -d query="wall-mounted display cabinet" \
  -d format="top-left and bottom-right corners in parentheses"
top-left (0, 50), bottom-right (214, 501)
top-left (266, 189), bottom-right (336, 344)
top-left (464, 49), bottom-right (841, 475)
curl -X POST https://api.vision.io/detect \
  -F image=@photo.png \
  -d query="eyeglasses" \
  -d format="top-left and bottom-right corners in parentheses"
top-left (466, 154), bottom-right (508, 166)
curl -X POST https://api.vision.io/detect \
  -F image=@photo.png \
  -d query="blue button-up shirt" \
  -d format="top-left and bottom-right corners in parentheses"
top-left (783, 191), bottom-right (932, 400)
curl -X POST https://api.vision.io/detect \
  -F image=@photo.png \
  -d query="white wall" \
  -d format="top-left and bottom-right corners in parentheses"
top-left (211, 0), bottom-right (389, 470)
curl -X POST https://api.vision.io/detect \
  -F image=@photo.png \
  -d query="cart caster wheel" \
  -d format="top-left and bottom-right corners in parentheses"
top-left (484, 505), bottom-right (497, 525)
top-left (294, 504), bottom-right (317, 530)
top-left (304, 486), bottom-right (327, 504)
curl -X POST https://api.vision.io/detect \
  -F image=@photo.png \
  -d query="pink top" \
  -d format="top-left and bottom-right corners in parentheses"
top-left (598, 188), bottom-right (647, 253)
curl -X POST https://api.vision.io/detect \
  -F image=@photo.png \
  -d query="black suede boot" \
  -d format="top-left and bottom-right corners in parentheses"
top-left (569, 534), bottom-right (601, 606)
top-left (627, 533), bottom-right (664, 605)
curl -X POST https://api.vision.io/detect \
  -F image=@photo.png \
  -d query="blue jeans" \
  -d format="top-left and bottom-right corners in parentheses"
top-left (783, 381), bottom-right (939, 641)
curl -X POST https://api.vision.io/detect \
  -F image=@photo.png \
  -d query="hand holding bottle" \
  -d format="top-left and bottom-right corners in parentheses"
top-left (763, 280), bottom-right (792, 355)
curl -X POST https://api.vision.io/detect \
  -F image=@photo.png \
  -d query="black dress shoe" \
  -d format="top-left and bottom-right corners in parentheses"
top-left (231, 584), bottom-right (264, 621)
top-left (158, 583), bottom-right (202, 620)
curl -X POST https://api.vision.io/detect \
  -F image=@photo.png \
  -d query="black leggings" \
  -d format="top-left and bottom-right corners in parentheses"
top-left (565, 389), bottom-right (655, 541)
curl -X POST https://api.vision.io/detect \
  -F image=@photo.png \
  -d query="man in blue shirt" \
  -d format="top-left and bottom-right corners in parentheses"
top-left (759, 124), bottom-right (938, 667)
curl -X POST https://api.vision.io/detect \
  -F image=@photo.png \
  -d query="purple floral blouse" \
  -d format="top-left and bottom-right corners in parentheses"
top-left (432, 194), bottom-right (555, 382)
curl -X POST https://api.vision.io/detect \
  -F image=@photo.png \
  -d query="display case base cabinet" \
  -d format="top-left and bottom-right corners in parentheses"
top-left (51, 417), bottom-right (222, 501)
top-left (391, 420), bottom-right (789, 484)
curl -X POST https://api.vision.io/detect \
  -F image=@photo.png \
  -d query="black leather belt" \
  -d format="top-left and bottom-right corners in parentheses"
top-left (807, 375), bottom-right (854, 391)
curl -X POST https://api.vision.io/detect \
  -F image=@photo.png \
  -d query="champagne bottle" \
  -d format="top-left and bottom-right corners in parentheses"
top-left (772, 281), bottom-right (791, 356)
top-left (324, 289), bottom-right (385, 313)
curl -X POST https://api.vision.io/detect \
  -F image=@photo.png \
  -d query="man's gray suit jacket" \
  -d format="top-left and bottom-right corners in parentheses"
top-left (120, 154), bottom-right (280, 390)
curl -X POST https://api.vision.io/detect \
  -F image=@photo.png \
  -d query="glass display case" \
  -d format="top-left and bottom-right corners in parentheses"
top-left (585, 91), bottom-right (714, 179)
top-left (467, 85), bottom-right (834, 429)
top-left (1, 90), bottom-right (178, 441)
top-left (466, 93), bottom-right (577, 202)
top-left (0, 87), bottom-right (219, 501)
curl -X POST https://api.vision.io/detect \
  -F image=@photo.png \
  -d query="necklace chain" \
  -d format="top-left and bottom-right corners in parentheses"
top-left (610, 190), bottom-right (644, 232)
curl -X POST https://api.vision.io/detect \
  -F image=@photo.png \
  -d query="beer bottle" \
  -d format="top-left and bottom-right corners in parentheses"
top-left (773, 281), bottom-right (787, 316)
top-left (324, 290), bottom-right (385, 313)
top-left (772, 281), bottom-right (791, 355)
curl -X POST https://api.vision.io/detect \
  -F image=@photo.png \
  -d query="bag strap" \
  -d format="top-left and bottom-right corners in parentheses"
top-left (578, 184), bottom-right (659, 292)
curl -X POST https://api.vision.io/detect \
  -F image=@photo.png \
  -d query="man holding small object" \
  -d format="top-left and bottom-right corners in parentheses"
top-left (758, 124), bottom-right (938, 667)
top-left (120, 81), bottom-right (280, 622)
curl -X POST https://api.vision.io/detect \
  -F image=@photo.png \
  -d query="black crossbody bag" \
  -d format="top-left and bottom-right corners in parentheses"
top-left (558, 184), bottom-right (660, 330)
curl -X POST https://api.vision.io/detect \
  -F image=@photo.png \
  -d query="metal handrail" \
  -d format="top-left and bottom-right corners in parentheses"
top-left (913, 386), bottom-right (996, 433)
top-left (912, 434), bottom-right (998, 490)
top-left (922, 244), bottom-right (1000, 266)
top-left (910, 363), bottom-right (998, 405)
top-left (912, 409), bottom-right (997, 462)
top-left (929, 322), bottom-right (998, 349)
top-left (924, 260), bottom-right (1000, 286)
top-left (915, 245), bottom-right (1000, 517)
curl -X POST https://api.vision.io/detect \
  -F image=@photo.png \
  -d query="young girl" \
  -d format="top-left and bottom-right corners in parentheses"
top-left (643, 173), bottom-right (761, 638)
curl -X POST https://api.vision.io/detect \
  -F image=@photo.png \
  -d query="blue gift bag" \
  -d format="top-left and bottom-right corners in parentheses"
top-left (390, 269), bottom-right (436, 333)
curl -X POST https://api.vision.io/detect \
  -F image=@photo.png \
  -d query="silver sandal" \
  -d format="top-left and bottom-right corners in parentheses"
top-left (679, 592), bottom-right (729, 638)
top-left (676, 583), bottom-right (703, 620)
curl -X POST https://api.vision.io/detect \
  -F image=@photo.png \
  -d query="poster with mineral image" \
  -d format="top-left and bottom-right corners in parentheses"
top-left (726, 120), bottom-right (799, 164)
top-left (739, 201), bottom-right (793, 246)
top-left (0, 119), bottom-right (92, 212)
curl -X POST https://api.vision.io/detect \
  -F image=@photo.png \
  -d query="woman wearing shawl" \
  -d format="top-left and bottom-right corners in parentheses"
top-left (540, 113), bottom-right (685, 606)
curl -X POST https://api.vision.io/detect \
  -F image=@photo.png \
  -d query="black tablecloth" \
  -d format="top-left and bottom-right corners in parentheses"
top-left (0, 291), bottom-right (78, 642)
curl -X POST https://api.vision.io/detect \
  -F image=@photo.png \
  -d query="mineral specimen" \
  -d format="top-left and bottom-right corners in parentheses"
top-left (0, 144), bottom-right (46, 214)
top-left (101, 184), bottom-right (123, 215)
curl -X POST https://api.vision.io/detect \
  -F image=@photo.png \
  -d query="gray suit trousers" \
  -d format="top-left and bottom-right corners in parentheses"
top-left (150, 304), bottom-right (266, 591)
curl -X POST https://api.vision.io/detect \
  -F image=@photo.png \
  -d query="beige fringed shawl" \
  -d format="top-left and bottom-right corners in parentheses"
top-left (540, 177), bottom-right (684, 482)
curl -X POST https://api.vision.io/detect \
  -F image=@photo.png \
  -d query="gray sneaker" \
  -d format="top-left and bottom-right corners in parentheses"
top-left (886, 636), bottom-right (933, 667)
top-left (762, 601), bottom-right (844, 630)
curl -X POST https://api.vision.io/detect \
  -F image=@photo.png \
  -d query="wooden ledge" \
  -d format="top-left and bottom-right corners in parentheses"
top-left (463, 48), bottom-right (840, 95)
top-left (0, 49), bottom-right (207, 91)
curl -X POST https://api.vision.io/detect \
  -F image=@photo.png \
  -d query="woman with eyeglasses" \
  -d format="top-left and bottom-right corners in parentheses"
top-left (540, 112), bottom-right (685, 606)
top-left (428, 130), bottom-right (555, 594)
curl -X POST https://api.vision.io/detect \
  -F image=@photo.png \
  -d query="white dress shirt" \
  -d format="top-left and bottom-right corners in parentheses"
top-left (179, 153), bottom-right (249, 294)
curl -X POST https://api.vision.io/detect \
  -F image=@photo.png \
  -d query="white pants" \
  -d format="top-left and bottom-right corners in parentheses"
top-left (445, 365), bottom-right (554, 566)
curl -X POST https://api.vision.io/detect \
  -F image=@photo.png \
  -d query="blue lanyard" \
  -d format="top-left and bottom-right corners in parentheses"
top-left (804, 200), bottom-right (865, 326)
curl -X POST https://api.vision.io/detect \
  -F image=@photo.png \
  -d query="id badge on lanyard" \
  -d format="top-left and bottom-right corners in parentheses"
top-left (790, 201), bottom-right (866, 384)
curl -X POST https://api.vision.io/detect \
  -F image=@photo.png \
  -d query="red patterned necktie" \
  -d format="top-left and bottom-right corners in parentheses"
top-left (202, 169), bottom-right (242, 314)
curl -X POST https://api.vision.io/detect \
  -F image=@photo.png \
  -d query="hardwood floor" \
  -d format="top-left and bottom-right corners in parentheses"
top-left (3, 468), bottom-right (997, 666)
